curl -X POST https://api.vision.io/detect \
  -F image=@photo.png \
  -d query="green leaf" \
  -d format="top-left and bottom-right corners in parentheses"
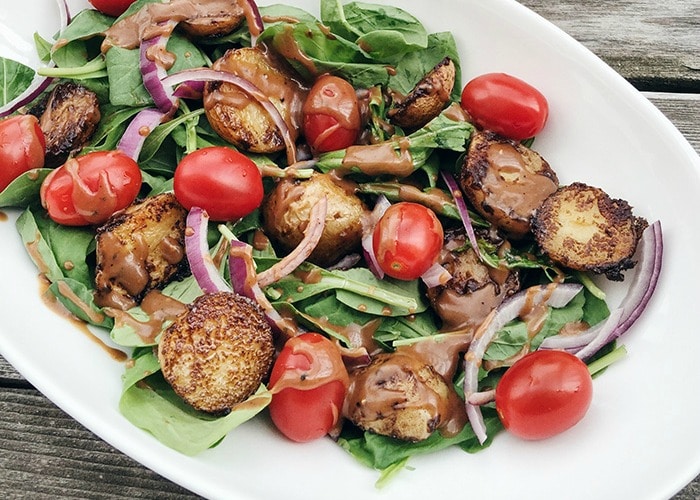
top-left (0, 169), bottom-right (51, 208)
top-left (48, 278), bottom-right (113, 328)
top-left (1, 57), bottom-right (35, 105)
top-left (120, 371), bottom-right (271, 456)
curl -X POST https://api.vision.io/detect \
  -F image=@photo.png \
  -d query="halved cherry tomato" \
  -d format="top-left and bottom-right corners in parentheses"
top-left (460, 72), bottom-right (549, 140)
top-left (302, 75), bottom-right (361, 153)
top-left (268, 332), bottom-right (350, 443)
top-left (88, 0), bottom-right (136, 17)
top-left (173, 146), bottom-right (263, 222)
top-left (372, 202), bottom-right (444, 280)
top-left (495, 350), bottom-right (593, 440)
top-left (40, 150), bottom-right (142, 226)
top-left (0, 114), bottom-right (45, 192)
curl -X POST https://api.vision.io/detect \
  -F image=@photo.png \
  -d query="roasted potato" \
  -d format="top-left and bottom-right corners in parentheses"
top-left (532, 182), bottom-right (648, 281)
top-left (94, 193), bottom-right (188, 310)
top-left (459, 130), bottom-right (559, 239)
top-left (158, 291), bottom-right (275, 414)
top-left (178, 0), bottom-right (245, 38)
top-left (29, 81), bottom-right (100, 168)
top-left (262, 172), bottom-right (368, 267)
top-left (426, 228), bottom-right (520, 331)
top-left (387, 57), bottom-right (456, 130)
top-left (343, 352), bottom-right (453, 442)
top-left (203, 47), bottom-right (307, 154)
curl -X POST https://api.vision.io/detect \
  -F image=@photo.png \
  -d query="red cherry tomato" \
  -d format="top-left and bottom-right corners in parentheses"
top-left (460, 72), bottom-right (549, 140)
top-left (302, 75), bottom-right (360, 153)
top-left (0, 115), bottom-right (45, 192)
top-left (173, 146), bottom-right (263, 222)
top-left (372, 202), bottom-right (444, 281)
top-left (40, 150), bottom-right (142, 226)
top-left (495, 350), bottom-right (593, 440)
top-left (268, 333), bottom-right (350, 443)
top-left (88, 0), bottom-right (137, 17)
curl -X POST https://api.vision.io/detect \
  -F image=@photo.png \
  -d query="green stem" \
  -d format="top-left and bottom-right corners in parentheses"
top-left (320, 274), bottom-right (419, 311)
top-left (587, 344), bottom-right (627, 377)
top-left (38, 55), bottom-right (107, 79)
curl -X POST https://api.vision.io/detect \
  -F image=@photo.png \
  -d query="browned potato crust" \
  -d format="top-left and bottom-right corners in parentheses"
top-left (178, 0), bottom-right (245, 38)
top-left (459, 131), bottom-right (559, 239)
top-left (426, 228), bottom-right (520, 331)
top-left (203, 47), bottom-right (307, 154)
top-left (262, 172), bottom-right (368, 267)
top-left (30, 82), bottom-right (100, 168)
top-left (158, 291), bottom-right (275, 414)
top-left (532, 182), bottom-right (648, 281)
top-left (94, 193), bottom-right (188, 310)
top-left (343, 352), bottom-right (452, 442)
top-left (388, 57), bottom-right (456, 130)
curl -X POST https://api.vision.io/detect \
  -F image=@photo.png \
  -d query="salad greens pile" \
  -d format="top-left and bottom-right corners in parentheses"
top-left (0, 0), bottom-right (615, 485)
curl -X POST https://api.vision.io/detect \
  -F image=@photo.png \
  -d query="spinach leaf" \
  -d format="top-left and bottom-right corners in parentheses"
top-left (0, 169), bottom-right (51, 208)
top-left (120, 349), bottom-right (271, 456)
top-left (1, 57), bottom-right (35, 105)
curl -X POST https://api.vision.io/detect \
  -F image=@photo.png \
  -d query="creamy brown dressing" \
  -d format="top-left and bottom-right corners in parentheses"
top-left (481, 142), bottom-right (558, 222)
top-left (105, 290), bottom-right (187, 344)
top-left (341, 137), bottom-right (414, 177)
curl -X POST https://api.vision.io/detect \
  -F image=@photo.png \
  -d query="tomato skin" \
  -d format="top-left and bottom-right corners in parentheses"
top-left (0, 115), bottom-right (46, 192)
top-left (40, 150), bottom-right (142, 226)
top-left (88, 0), bottom-right (136, 17)
top-left (173, 146), bottom-right (263, 222)
top-left (460, 72), bottom-right (549, 140)
top-left (302, 75), bottom-right (360, 153)
top-left (268, 333), bottom-right (349, 443)
top-left (495, 350), bottom-right (593, 440)
top-left (372, 202), bottom-right (444, 280)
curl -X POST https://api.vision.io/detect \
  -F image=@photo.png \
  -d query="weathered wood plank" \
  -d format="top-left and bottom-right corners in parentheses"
top-left (519, 0), bottom-right (700, 91)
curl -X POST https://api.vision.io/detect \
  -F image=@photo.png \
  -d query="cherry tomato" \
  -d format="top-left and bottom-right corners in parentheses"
top-left (302, 75), bottom-right (361, 153)
top-left (372, 202), bottom-right (444, 280)
top-left (88, 0), bottom-right (137, 17)
top-left (0, 115), bottom-right (45, 192)
top-left (495, 350), bottom-right (593, 440)
top-left (173, 146), bottom-right (263, 222)
top-left (268, 333), bottom-right (350, 443)
top-left (460, 72), bottom-right (549, 140)
top-left (40, 150), bottom-right (142, 226)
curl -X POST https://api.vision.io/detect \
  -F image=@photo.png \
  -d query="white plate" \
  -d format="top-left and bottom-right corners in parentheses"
top-left (1, 1), bottom-right (699, 499)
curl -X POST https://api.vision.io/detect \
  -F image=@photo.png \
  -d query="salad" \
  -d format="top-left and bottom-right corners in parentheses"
top-left (0, 0), bottom-right (663, 487)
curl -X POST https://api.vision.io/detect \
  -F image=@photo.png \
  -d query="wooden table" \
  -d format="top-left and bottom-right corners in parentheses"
top-left (1, 0), bottom-right (699, 498)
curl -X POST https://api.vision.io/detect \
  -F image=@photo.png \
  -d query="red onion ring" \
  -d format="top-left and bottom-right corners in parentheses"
top-left (463, 283), bottom-right (583, 444)
top-left (116, 108), bottom-right (166, 161)
top-left (161, 68), bottom-right (297, 165)
top-left (140, 24), bottom-right (178, 114)
top-left (361, 194), bottom-right (391, 279)
top-left (184, 207), bottom-right (231, 294)
top-left (441, 171), bottom-right (481, 261)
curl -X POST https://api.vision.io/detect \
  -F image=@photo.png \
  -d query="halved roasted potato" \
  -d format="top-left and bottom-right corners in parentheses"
top-left (459, 130), bottom-right (559, 239)
top-left (388, 57), bottom-right (456, 129)
top-left (94, 193), bottom-right (188, 310)
top-left (178, 0), bottom-right (245, 38)
top-left (343, 352), bottom-right (453, 442)
top-left (532, 182), bottom-right (648, 281)
top-left (158, 291), bottom-right (275, 414)
top-left (262, 172), bottom-right (368, 267)
top-left (203, 47), bottom-right (308, 154)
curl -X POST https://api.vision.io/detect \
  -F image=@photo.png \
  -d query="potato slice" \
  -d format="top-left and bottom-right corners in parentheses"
top-left (94, 193), bottom-right (187, 310)
top-left (203, 47), bottom-right (307, 154)
top-left (532, 182), bottom-right (648, 281)
top-left (459, 130), bottom-right (559, 239)
top-left (388, 57), bottom-right (456, 129)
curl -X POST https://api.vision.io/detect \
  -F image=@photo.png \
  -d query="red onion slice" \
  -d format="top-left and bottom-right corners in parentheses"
top-left (162, 68), bottom-right (297, 165)
top-left (140, 24), bottom-right (179, 114)
top-left (539, 220), bottom-right (663, 358)
top-left (0, 0), bottom-right (70, 117)
top-left (420, 262), bottom-right (452, 288)
top-left (228, 238), bottom-right (299, 341)
top-left (116, 108), bottom-right (166, 160)
top-left (257, 196), bottom-right (327, 287)
top-left (239, 0), bottom-right (265, 45)
top-left (464, 283), bottom-right (583, 444)
top-left (361, 194), bottom-right (391, 279)
top-left (441, 171), bottom-right (481, 261)
top-left (184, 207), bottom-right (231, 294)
